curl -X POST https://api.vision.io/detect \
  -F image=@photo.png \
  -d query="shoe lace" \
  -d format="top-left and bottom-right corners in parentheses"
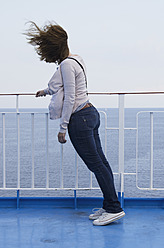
top-left (98, 212), bottom-right (109, 220)
top-left (92, 208), bottom-right (104, 214)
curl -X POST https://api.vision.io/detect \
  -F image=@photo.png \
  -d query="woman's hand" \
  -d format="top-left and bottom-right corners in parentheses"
top-left (36, 90), bottom-right (46, 97)
top-left (58, 132), bottom-right (67, 144)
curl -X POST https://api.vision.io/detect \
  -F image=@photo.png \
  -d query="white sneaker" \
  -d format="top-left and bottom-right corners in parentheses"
top-left (93, 211), bottom-right (125, 226)
top-left (89, 208), bottom-right (106, 220)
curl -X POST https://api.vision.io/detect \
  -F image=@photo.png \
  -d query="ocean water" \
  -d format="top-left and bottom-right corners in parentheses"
top-left (0, 108), bottom-right (164, 198)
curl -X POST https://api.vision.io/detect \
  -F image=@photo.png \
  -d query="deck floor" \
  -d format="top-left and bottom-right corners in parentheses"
top-left (0, 207), bottom-right (163, 248)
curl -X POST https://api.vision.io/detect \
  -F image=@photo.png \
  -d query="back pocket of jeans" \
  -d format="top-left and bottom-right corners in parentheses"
top-left (81, 114), bottom-right (97, 129)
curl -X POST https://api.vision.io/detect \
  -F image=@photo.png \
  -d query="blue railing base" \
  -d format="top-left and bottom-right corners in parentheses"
top-left (0, 197), bottom-right (164, 209)
top-left (118, 192), bottom-right (124, 208)
top-left (17, 190), bottom-right (20, 209)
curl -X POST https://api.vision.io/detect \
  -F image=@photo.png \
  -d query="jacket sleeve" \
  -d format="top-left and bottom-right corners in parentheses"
top-left (59, 60), bottom-right (76, 133)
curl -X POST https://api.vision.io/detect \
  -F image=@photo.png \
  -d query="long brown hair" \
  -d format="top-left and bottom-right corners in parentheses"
top-left (25, 21), bottom-right (69, 64)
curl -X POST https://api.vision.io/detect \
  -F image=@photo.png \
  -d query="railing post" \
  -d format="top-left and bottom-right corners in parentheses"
top-left (60, 145), bottom-right (64, 188)
top-left (17, 113), bottom-right (20, 189)
top-left (118, 94), bottom-right (125, 208)
top-left (31, 113), bottom-right (35, 189)
top-left (2, 113), bottom-right (6, 188)
top-left (150, 112), bottom-right (154, 189)
top-left (16, 95), bottom-right (19, 113)
top-left (16, 94), bottom-right (20, 189)
top-left (45, 113), bottom-right (49, 189)
top-left (75, 153), bottom-right (78, 188)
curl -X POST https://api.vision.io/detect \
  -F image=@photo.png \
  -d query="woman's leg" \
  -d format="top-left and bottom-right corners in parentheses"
top-left (68, 107), bottom-right (122, 213)
top-left (93, 128), bottom-right (121, 212)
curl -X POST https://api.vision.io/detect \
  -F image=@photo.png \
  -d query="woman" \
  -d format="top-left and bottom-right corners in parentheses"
top-left (25, 21), bottom-right (125, 226)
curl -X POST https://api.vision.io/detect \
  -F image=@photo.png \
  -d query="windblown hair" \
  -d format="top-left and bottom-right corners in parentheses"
top-left (25, 21), bottom-right (69, 64)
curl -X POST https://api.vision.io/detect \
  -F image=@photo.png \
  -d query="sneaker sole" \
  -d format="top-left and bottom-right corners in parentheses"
top-left (93, 212), bottom-right (125, 226)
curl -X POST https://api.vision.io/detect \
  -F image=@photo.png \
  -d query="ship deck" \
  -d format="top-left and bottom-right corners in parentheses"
top-left (0, 197), bottom-right (163, 248)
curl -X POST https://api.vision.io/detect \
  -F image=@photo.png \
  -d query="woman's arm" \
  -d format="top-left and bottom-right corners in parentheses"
top-left (59, 60), bottom-right (76, 133)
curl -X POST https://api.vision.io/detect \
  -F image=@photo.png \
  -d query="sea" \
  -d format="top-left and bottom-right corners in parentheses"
top-left (0, 108), bottom-right (164, 198)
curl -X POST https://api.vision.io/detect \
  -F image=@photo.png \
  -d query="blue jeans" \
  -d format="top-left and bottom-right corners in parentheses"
top-left (68, 106), bottom-right (123, 213)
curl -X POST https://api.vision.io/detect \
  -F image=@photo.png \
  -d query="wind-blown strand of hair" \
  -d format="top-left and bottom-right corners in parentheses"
top-left (24, 21), bottom-right (69, 64)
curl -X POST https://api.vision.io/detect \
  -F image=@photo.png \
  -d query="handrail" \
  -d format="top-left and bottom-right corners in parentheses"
top-left (90, 92), bottom-right (164, 95)
top-left (0, 93), bottom-right (36, 96)
top-left (1, 91), bottom-right (164, 96)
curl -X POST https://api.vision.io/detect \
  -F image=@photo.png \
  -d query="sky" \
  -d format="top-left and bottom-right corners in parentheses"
top-left (0, 0), bottom-right (164, 108)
